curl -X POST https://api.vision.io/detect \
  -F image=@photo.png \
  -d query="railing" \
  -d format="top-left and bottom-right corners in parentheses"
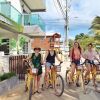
top-left (0, 2), bottom-right (22, 24)
top-left (23, 14), bottom-right (45, 31)
top-left (0, 0), bottom-right (7, 2)
top-left (0, 2), bottom-right (45, 31)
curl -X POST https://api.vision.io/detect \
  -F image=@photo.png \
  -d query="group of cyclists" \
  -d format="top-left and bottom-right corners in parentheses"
top-left (23, 41), bottom-right (100, 94)
top-left (69, 42), bottom-right (100, 87)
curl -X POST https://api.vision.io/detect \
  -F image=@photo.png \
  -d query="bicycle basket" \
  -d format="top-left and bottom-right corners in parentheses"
top-left (31, 68), bottom-right (38, 74)
top-left (56, 65), bottom-right (61, 72)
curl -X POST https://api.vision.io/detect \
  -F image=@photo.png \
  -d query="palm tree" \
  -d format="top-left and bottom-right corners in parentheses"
top-left (90, 16), bottom-right (100, 47)
top-left (90, 16), bottom-right (100, 30)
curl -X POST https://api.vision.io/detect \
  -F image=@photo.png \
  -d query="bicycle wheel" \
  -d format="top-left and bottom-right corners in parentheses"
top-left (65, 70), bottom-right (70, 85)
top-left (42, 73), bottom-right (51, 90)
top-left (94, 72), bottom-right (100, 92)
top-left (55, 74), bottom-right (64, 96)
top-left (81, 72), bottom-right (86, 94)
top-left (29, 78), bottom-right (34, 100)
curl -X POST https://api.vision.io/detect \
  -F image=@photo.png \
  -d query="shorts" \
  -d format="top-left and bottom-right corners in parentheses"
top-left (85, 59), bottom-right (94, 65)
top-left (45, 62), bottom-right (54, 68)
top-left (72, 59), bottom-right (80, 66)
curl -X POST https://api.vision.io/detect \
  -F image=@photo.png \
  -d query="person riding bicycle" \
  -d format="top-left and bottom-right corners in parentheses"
top-left (83, 43), bottom-right (100, 86)
top-left (44, 45), bottom-right (62, 86)
top-left (24, 47), bottom-right (43, 93)
top-left (69, 41), bottom-right (82, 87)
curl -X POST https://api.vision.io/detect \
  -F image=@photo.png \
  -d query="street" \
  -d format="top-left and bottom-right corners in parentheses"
top-left (0, 61), bottom-right (100, 100)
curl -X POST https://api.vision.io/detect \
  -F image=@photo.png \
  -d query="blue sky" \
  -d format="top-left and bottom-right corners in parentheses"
top-left (39, 0), bottom-right (100, 39)
top-left (7, 0), bottom-right (100, 40)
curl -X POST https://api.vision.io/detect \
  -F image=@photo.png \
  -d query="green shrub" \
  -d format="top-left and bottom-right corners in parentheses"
top-left (0, 72), bottom-right (16, 81)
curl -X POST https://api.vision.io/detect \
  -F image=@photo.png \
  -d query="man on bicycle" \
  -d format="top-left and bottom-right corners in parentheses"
top-left (83, 43), bottom-right (100, 86)
top-left (44, 45), bottom-right (62, 86)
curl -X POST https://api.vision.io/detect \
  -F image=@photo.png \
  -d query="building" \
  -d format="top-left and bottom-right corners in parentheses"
top-left (0, 0), bottom-right (46, 54)
top-left (32, 33), bottom-right (61, 51)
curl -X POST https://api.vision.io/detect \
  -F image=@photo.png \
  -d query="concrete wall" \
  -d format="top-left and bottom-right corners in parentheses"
top-left (0, 55), bottom-right (9, 74)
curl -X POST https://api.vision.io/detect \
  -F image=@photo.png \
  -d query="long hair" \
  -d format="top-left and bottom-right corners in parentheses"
top-left (73, 41), bottom-right (82, 53)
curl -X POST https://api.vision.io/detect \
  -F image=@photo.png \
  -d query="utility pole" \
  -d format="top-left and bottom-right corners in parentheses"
top-left (65, 0), bottom-right (69, 51)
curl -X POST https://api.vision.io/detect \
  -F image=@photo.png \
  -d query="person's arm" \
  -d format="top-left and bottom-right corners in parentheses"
top-left (69, 48), bottom-right (73, 61)
top-left (82, 51), bottom-right (88, 59)
top-left (23, 54), bottom-right (32, 61)
top-left (43, 51), bottom-right (49, 63)
top-left (41, 54), bottom-right (43, 64)
top-left (94, 52), bottom-right (100, 63)
top-left (55, 51), bottom-right (62, 62)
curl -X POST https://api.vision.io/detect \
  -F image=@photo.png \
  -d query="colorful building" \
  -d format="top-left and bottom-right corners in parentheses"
top-left (0, 0), bottom-right (46, 54)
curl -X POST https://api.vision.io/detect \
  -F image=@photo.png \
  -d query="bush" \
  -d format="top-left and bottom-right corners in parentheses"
top-left (0, 72), bottom-right (16, 81)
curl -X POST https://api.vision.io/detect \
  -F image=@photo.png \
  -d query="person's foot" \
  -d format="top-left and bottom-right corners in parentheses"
top-left (76, 83), bottom-right (80, 87)
top-left (24, 86), bottom-right (28, 92)
top-left (36, 90), bottom-right (41, 94)
top-left (32, 91), bottom-right (37, 95)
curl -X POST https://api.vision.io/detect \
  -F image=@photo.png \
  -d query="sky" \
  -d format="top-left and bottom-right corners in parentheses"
top-left (6, 0), bottom-right (100, 40)
top-left (39, 0), bottom-right (100, 40)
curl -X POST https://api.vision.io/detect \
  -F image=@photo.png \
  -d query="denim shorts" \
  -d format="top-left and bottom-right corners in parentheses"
top-left (85, 59), bottom-right (94, 65)
top-left (45, 62), bottom-right (54, 68)
top-left (72, 59), bottom-right (80, 66)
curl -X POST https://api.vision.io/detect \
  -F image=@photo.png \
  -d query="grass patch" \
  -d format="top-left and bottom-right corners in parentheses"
top-left (0, 72), bottom-right (16, 82)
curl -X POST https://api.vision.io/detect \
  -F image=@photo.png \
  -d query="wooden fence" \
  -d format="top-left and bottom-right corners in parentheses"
top-left (9, 55), bottom-right (28, 80)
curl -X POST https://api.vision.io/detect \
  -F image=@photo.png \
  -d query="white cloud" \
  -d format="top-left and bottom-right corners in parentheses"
top-left (46, 30), bottom-right (61, 35)
top-left (69, 0), bottom-right (100, 27)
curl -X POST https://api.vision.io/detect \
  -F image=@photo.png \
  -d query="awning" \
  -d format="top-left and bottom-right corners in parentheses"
top-left (23, 25), bottom-right (45, 38)
top-left (21, 0), bottom-right (46, 12)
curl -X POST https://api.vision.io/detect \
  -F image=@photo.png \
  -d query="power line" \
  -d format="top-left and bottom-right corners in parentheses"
top-left (56, 0), bottom-right (66, 19)
top-left (52, 0), bottom-right (64, 19)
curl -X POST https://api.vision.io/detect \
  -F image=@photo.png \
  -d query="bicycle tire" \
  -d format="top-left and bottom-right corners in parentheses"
top-left (81, 72), bottom-right (86, 94)
top-left (65, 70), bottom-right (70, 85)
top-left (29, 78), bottom-right (33, 100)
top-left (55, 74), bottom-right (64, 96)
top-left (94, 73), bottom-right (100, 92)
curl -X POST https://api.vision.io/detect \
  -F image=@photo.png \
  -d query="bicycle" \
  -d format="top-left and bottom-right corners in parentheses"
top-left (24, 60), bottom-right (38, 100)
top-left (84, 61), bottom-right (100, 93)
top-left (65, 61), bottom-right (86, 94)
top-left (42, 62), bottom-right (64, 96)
top-left (95, 63), bottom-right (100, 92)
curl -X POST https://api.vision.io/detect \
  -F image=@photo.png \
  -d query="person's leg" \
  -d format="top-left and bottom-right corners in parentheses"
top-left (85, 63), bottom-right (91, 80)
top-left (44, 62), bottom-right (51, 86)
top-left (34, 75), bottom-right (37, 92)
top-left (37, 74), bottom-right (42, 93)
top-left (69, 62), bottom-right (76, 83)
top-left (91, 65), bottom-right (97, 87)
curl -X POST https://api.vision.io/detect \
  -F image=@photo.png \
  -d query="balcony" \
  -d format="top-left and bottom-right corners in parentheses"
top-left (23, 14), bottom-right (45, 31)
top-left (0, 2), bottom-right (45, 37)
top-left (0, 2), bottom-right (22, 24)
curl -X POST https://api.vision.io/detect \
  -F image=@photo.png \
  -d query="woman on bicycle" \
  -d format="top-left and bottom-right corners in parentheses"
top-left (44, 45), bottom-right (62, 86)
top-left (25, 47), bottom-right (43, 93)
top-left (83, 43), bottom-right (100, 86)
top-left (69, 41), bottom-right (82, 87)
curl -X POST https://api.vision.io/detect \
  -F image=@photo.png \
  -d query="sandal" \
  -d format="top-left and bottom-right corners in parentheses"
top-left (36, 91), bottom-right (41, 94)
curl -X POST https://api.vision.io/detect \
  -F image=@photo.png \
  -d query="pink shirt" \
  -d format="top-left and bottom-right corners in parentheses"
top-left (84, 50), bottom-right (97, 61)
top-left (74, 48), bottom-right (81, 60)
